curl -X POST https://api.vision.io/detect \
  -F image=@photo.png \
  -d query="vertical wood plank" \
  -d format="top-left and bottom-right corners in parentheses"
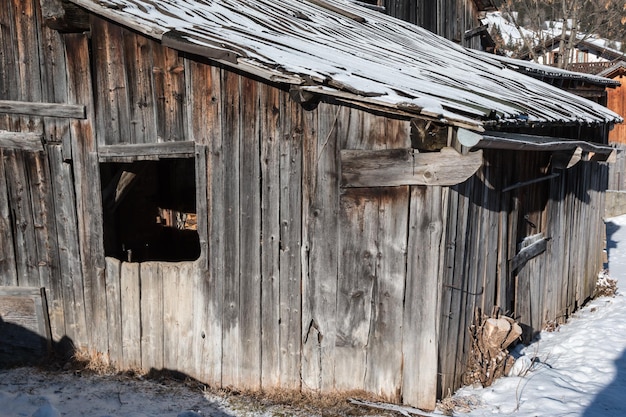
top-left (37, 16), bottom-right (72, 160)
top-left (13, 0), bottom-right (43, 134)
top-left (335, 188), bottom-right (378, 391)
top-left (65, 33), bottom-right (107, 354)
top-left (176, 262), bottom-right (196, 376)
top-left (238, 75), bottom-right (262, 389)
top-left (105, 257), bottom-right (122, 365)
top-left (140, 262), bottom-right (163, 371)
top-left (402, 186), bottom-right (443, 411)
top-left (301, 102), bottom-right (339, 391)
top-left (152, 41), bottom-right (185, 142)
top-left (91, 17), bottom-right (130, 147)
top-left (204, 64), bottom-right (224, 386)
top-left (364, 115), bottom-right (409, 401)
top-left (122, 31), bottom-right (157, 144)
top-left (120, 261), bottom-right (141, 369)
top-left (47, 145), bottom-right (87, 348)
top-left (365, 187), bottom-right (408, 401)
top-left (4, 149), bottom-right (39, 287)
top-left (162, 262), bottom-right (181, 371)
top-left (27, 150), bottom-right (64, 341)
top-left (279, 93), bottom-right (303, 389)
top-left (334, 107), bottom-right (371, 391)
top-left (260, 84), bottom-right (281, 388)
top-left (220, 70), bottom-right (241, 387)
top-left (0, 2), bottom-right (18, 130)
top-left (0, 149), bottom-right (18, 284)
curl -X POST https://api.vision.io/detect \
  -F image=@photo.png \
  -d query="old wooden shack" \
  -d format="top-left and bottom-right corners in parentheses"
top-left (0, 0), bottom-right (622, 410)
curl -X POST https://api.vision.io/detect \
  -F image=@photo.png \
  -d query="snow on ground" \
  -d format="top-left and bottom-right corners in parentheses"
top-left (2, 215), bottom-right (626, 417)
top-left (451, 214), bottom-right (626, 417)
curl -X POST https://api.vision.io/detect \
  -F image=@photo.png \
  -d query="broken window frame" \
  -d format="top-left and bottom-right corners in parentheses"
top-left (97, 141), bottom-right (207, 265)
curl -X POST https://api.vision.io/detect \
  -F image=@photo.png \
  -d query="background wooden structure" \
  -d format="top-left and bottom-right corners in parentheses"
top-left (0, 0), bottom-right (617, 410)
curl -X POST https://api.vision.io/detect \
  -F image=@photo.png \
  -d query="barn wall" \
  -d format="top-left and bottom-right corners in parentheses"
top-left (437, 150), bottom-right (608, 397)
top-left (382, 0), bottom-right (484, 47)
top-left (0, 0), bottom-right (610, 410)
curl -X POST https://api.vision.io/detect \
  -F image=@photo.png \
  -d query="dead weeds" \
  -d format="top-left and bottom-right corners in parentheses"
top-left (220, 387), bottom-right (397, 417)
top-left (595, 271), bottom-right (618, 298)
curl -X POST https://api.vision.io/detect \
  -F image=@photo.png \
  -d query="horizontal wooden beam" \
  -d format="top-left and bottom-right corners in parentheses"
top-left (0, 100), bottom-right (86, 119)
top-left (340, 147), bottom-right (483, 187)
top-left (0, 131), bottom-right (44, 152)
top-left (98, 141), bottom-right (196, 162)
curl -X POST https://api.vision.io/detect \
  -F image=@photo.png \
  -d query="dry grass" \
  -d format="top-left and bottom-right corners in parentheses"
top-left (53, 353), bottom-right (395, 416)
top-left (219, 387), bottom-right (397, 417)
top-left (65, 348), bottom-right (118, 375)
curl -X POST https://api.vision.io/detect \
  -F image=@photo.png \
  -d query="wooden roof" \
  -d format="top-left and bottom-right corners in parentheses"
top-left (68, 0), bottom-right (622, 130)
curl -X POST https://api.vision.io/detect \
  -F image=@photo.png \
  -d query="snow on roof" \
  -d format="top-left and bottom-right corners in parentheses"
top-left (484, 53), bottom-right (621, 86)
top-left (69, 0), bottom-right (622, 130)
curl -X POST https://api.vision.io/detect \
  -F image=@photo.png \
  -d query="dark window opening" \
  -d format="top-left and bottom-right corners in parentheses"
top-left (100, 158), bottom-right (200, 262)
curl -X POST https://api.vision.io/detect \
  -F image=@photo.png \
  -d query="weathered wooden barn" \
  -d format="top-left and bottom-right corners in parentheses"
top-left (0, 0), bottom-right (622, 410)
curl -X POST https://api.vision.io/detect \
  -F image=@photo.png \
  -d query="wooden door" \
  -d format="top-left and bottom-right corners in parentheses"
top-left (0, 135), bottom-right (86, 348)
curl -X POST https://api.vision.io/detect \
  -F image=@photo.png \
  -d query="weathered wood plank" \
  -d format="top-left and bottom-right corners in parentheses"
top-left (402, 186), bottom-right (443, 411)
top-left (238, 75), bottom-right (262, 389)
top-left (335, 188), bottom-right (377, 391)
top-left (47, 145), bottom-right (87, 348)
top-left (221, 69), bottom-right (242, 388)
top-left (65, 33), bottom-right (108, 354)
top-left (365, 188), bottom-right (408, 401)
top-left (105, 257), bottom-right (122, 365)
top-left (120, 261), bottom-right (141, 369)
top-left (176, 262), bottom-right (196, 376)
top-left (97, 141), bottom-right (195, 161)
top-left (203, 64), bottom-right (224, 386)
top-left (0, 2), bottom-right (16, 130)
top-left (140, 262), bottom-right (163, 371)
top-left (0, 131), bottom-right (43, 151)
top-left (301, 102), bottom-right (339, 391)
top-left (152, 40), bottom-right (185, 142)
top-left (260, 84), bottom-right (281, 388)
top-left (12, 0), bottom-right (44, 134)
top-left (162, 262), bottom-right (181, 371)
top-left (0, 149), bottom-right (18, 285)
top-left (37, 17), bottom-right (73, 160)
top-left (91, 16), bottom-right (131, 147)
top-left (27, 149), bottom-right (64, 342)
top-left (334, 106), bottom-right (370, 391)
top-left (363, 113), bottom-right (409, 401)
top-left (0, 100), bottom-right (85, 119)
top-left (437, 185), bottom-right (460, 397)
top-left (511, 236), bottom-right (550, 273)
top-left (341, 148), bottom-right (483, 187)
top-left (122, 30), bottom-right (157, 144)
top-left (4, 149), bottom-right (39, 287)
top-left (278, 93), bottom-right (303, 389)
